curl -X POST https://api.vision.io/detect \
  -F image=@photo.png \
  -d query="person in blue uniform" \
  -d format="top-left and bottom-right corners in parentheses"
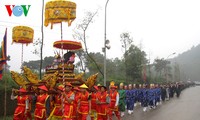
top-left (126, 84), bottom-right (134, 114)
top-left (137, 84), bottom-right (143, 106)
top-left (131, 84), bottom-right (138, 113)
top-left (148, 84), bottom-right (156, 109)
top-left (132, 84), bottom-right (138, 107)
top-left (155, 84), bottom-right (161, 106)
top-left (141, 84), bottom-right (149, 112)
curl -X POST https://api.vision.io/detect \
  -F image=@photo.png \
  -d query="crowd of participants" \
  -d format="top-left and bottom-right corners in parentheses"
top-left (118, 82), bottom-right (193, 117)
top-left (10, 81), bottom-right (194, 120)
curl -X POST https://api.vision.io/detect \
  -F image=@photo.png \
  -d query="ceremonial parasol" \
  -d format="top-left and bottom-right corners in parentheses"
top-left (12, 26), bottom-right (34, 45)
top-left (12, 26), bottom-right (34, 68)
top-left (53, 40), bottom-right (82, 50)
top-left (44, 0), bottom-right (76, 29)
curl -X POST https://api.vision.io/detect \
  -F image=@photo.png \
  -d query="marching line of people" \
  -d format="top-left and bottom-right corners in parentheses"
top-left (10, 81), bottom-right (193, 120)
top-left (118, 82), bottom-right (193, 117)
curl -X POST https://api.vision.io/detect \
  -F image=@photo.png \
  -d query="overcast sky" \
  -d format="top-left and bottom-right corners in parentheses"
top-left (0, 0), bottom-right (200, 72)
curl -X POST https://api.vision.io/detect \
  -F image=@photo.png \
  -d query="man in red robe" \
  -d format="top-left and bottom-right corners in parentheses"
top-left (11, 88), bottom-right (29, 120)
top-left (34, 85), bottom-right (50, 120)
top-left (108, 84), bottom-right (120, 120)
top-left (72, 87), bottom-right (81, 120)
top-left (90, 86), bottom-right (98, 120)
top-left (96, 85), bottom-right (110, 120)
top-left (78, 84), bottom-right (91, 120)
top-left (62, 82), bottom-right (75, 120)
top-left (48, 84), bottom-right (64, 120)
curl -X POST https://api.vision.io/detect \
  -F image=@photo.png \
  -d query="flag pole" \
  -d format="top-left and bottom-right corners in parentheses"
top-left (2, 28), bottom-right (7, 120)
top-left (3, 65), bottom-right (7, 120)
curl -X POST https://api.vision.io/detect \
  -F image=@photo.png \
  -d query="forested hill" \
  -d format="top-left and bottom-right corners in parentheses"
top-left (172, 44), bottom-right (200, 81)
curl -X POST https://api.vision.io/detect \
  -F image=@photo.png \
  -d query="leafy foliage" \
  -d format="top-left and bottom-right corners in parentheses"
top-left (125, 45), bottom-right (147, 82)
top-left (22, 56), bottom-right (54, 71)
top-left (0, 72), bottom-right (18, 90)
top-left (153, 58), bottom-right (172, 82)
top-left (154, 58), bottom-right (169, 73)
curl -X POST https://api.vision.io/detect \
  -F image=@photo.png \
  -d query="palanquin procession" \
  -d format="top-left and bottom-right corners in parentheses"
top-left (11, 73), bottom-right (191, 120)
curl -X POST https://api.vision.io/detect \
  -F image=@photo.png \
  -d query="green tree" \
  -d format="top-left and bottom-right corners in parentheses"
top-left (153, 58), bottom-right (171, 82)
top-left (23, 56), bottom-right (54, 72)
top-left (174, 62), bottom-right (180, 82)
top-left (84, 52), bottom-right (104, 80)
top-left (0, 71), bottom-right (18, 90)
top-left (83, 52), bottom-right (126, 84)
top-left (107, 58), bottom-right (125, 83)
top-left (125, 45), bottom-right (147, 83)
top-left (1, 70), bottom-right (18, 118)
top-left (120, 32), bottom-right (133, 83)
top-left (166, 65), bottom-right (172, 82)
top-left (43, 56), bottom-right (54, 68)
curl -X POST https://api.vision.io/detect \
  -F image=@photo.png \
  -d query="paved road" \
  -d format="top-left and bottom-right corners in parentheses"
top-left (88, 86), bottom-right (200, 120)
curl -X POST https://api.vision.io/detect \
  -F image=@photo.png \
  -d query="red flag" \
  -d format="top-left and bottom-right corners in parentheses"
top-left (0, 28), bottom-right (7, 80)
top-left (143, 65), bottom-right (146, 82)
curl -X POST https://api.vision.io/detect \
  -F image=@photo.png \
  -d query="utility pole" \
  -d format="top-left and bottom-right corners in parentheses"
top-left (104, 0), bottom-right (110, 86)
top-left (148, 51), bottom-right (151, 82)
top-left (165, 52), bottom-right (176, 82)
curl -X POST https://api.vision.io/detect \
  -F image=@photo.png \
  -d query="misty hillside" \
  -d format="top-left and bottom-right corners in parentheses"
top-left (172, 44), bottom-right (200, 81)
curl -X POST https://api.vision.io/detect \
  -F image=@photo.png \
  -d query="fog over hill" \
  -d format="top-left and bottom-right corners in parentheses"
top-left (172, 44), bottom-right (200, 81)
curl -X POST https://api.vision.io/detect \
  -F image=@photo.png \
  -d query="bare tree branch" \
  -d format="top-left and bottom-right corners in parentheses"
top-left (73, 10), bottom-right (103, 76)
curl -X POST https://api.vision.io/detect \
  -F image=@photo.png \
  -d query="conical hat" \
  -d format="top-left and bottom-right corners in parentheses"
top-left (19, 88), bottom-right (27, 92)
top-left (110, 81), bottom-right (117, 89)
top-left (93, 85), bottom-right (98, 90)
top-left (38, 85), bottom-right (48, 91)
top-left (119, 83), bottom-right (124, 86)
top-left (150, 84), bottom-right (154, 87)
top-left (57, 84), bottom-right (65, 91)
top-left (96, 84), bottom-right (107, 89)
top-left (79, 84), bottom-right (88, 89)
top-left (110, 85), bottom-right (117, 89)
top-left (73, 87), bottom-right (80, 91)
top-left (65, 82), bottom-right (73, 87)
top-left (110, 81), bottom-right (115, 86)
